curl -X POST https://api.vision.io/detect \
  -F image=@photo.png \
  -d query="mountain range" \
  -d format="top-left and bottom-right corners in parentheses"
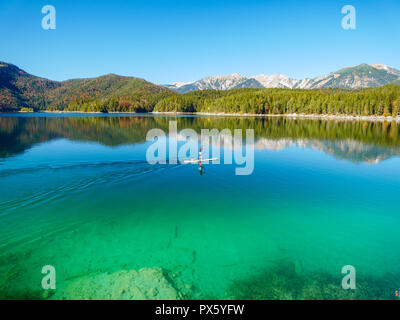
top-left (1, 61), bottom-right (400, 112)
top-left (165, 63), bottom-right (400, 93)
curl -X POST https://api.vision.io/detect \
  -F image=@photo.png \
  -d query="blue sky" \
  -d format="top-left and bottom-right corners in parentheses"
top-left (1, 0), bottom-right (399, 84)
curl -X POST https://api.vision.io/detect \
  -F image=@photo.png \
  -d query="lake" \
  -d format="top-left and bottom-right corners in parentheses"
top-left (1, 114), bottom-right (400, 299)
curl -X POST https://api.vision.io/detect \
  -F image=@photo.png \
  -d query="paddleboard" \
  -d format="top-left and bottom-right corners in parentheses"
top-left (183, 158), bottom-right (219, 164)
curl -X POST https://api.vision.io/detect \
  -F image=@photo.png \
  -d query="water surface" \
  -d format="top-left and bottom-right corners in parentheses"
top-left (1, 114), bottom-right (400, 299)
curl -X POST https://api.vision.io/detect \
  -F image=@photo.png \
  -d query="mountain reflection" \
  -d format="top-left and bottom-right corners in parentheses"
top-left (1, 115), bottom-right (400, 163)
top-left (254, 138), bottom-right (400, 163)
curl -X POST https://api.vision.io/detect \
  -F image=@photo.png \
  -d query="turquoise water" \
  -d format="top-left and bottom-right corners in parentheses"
top-left (0, 115), bottom-right (400, 299)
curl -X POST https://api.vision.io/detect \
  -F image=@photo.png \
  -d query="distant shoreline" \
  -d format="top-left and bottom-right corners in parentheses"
top-left (1, 110), bottom-right (399, 122)
top-left (151, 111), bottom-right (400, 122)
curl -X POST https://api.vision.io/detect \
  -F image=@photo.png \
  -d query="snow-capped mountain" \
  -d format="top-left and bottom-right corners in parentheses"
top-left (165, 73), bottom-right (263, 92)
top-left (252, 74), bottom-right (299, 89)
top-left (166, 64), bottom-right (400, 93)
top-left (298, 64), bottom-right (400, 89)
top-left (371, 63), bottom-right (400, 75)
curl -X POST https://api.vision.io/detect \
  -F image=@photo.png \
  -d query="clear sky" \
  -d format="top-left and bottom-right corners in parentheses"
top-left (1, 0), bottom-right (399, 84)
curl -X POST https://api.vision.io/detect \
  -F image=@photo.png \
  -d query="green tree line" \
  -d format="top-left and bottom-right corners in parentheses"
top-left (153, 85), bottom-right (400, 117)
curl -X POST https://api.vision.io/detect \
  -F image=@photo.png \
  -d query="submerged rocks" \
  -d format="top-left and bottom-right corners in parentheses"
top-left (226, 260), bottom-right (397, 300)
top-left (52, 267), bottom-right (186, 300)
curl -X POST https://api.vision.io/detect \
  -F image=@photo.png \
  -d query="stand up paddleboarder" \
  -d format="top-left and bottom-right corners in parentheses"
top-left (199, 146), bottom-right (205, 175)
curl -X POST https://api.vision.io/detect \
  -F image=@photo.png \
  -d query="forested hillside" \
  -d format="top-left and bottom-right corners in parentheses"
top-left (0, 62), bottom-right (61, 111)
top-left (154, 85), bottom-right (400, 117)
top-left (0, 62), bottom-right (174, 112)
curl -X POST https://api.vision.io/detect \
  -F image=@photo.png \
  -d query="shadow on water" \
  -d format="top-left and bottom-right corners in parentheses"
top-left (226, 259), bottom-right (399, 300)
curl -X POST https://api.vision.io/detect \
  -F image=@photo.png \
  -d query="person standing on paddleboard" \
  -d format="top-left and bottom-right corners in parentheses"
top-left (199, 146), bottom-right (205, 175)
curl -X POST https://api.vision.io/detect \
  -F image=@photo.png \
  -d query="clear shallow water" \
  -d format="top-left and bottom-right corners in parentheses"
top-left (1, 115), bottom-right (400, 299)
